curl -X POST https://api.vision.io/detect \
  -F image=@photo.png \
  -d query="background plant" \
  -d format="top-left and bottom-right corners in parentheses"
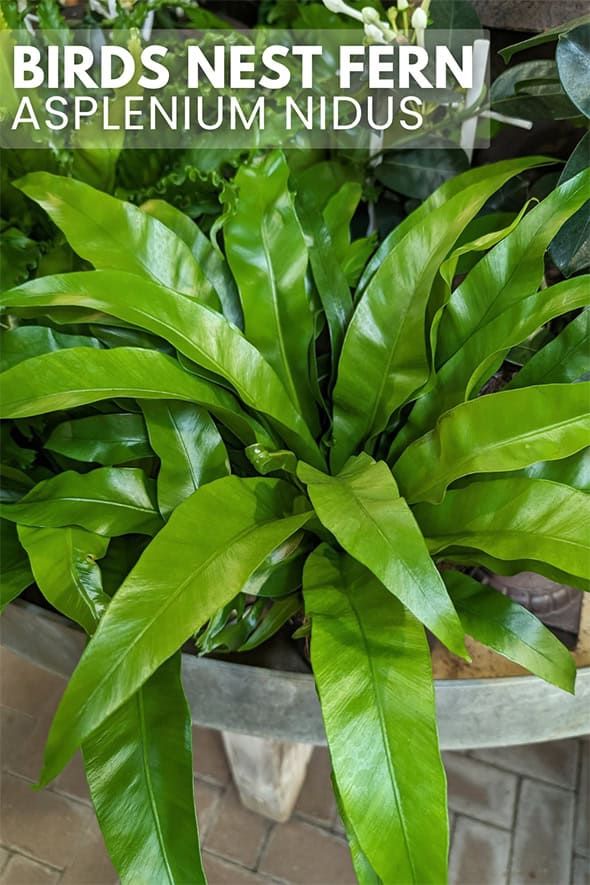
top-left (1, 149), bottom-right (589, 882)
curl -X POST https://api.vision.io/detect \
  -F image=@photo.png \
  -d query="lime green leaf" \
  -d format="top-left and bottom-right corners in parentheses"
top-left (46, 413), bottom-right (152, 466)
top-left (2, 468), bottom-right (163, 537)
top-left (466, 448), bottom-right (590, 494)
top-left (0, 519), bottom-right (33, 611)
top-left (238, 595), bottom-right (301, 652)
top-left (415, 478), bottom-right (590, 582)
top-left (333, 782), bottom-right (382, 885)
top-left (357, 157), bottom-right (553, 297)
top-left (304, 546), bottom-right (448, 884)
top-left (17, 525), bottom-right (110, 635)
top-left (441, 551), bottom-right (590, 594)
top-left (394, 383), bottom-right (590, 504)
top-left (1, 273), bottom-right (321, 463)
top-left (437, 168), bottom-right (590, 365)
top-left (225, 152), bottom-right (318, 431)
top-left (83, 653), bottom-right (205, 885)
top-left (507, 310), bottom-right (589, 389)
top-left (0, 346), bottom-right (273, 447)
top-left (39, 476), bottom-right (311, 784)
top-left (393, 276), bottom-right (589, 454)
top-left (141, 401), bottom-right (229, 518)
top-left (298, 455), bottom-right (467, 658)
top-left (0, 326), bottom-right (101, 372)
top-left (14, 172), bottom-right (221, 310)
top-left (444, 569), bottom-right (576, 692)
top-left (331, 161), bottom-right (557, 470)
top-left (522, 449), bottom-right (590, 491)
top-left (295, 189), bottom-right (353, 368)
top-left (140, 198), bottom-right (242, 328)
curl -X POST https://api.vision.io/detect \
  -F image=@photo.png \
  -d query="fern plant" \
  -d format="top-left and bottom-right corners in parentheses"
top-left (1, 150), bottom-right (589, 883)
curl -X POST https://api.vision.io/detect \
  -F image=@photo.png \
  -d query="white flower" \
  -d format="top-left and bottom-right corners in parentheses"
top-left (364, 22), bottom-right (388, 43)
top-left (362, 6), bottom-right (381, 24)
top-left (411, 6), bottom-right (428, 46)
top-left (411, 7), bottom-right (428, 30)
top-left (397, 0), bottom-right (409, 10)
top-left (322, 0), bottom-right (364, 21)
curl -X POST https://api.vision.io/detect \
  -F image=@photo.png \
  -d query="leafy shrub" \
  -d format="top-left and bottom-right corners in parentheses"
top-left (1, 151), bottom-right (589, 882)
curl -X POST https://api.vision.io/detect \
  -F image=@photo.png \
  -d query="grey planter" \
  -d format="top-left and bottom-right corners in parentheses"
top-left (2, 599), bottom-right (589, 750)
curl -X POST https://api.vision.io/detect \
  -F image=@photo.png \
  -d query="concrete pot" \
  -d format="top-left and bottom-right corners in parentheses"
top-left (2, 598), bottom-right (589, 750)
top-left (3, 598), bottom-right (589, 819)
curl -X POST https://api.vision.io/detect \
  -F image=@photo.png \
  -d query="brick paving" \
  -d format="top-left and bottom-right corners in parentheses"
top-left (1, 646), bottom-right (588, 885)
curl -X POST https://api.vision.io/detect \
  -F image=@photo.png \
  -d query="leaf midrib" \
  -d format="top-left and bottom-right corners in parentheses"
top-left (260, 212), bottom-right (302, 414)
top-left (333, 479), bottom-right (452, 631)
top-left (65, 528), bottom-right (102, 628)
top-left (413, 411), bottom-right (590, 501)
top-left (347, 588), bottom-right (418, 883)
top-left (169, 406), bottom-right (200, 492)
top-left (22, 283), bottom-right (306, 439)
top-left (54, 515), bottom-right (295, 755)
top-left (429, 527), bottom-right (587, 555)
top-left (19, 495), bottom-right (156, 516)
top-left (450, 181), bottom-right (588, 350)
top-left (137, 687), bottom-right (175, 884)
top-left (51, 191), bottom-right (195, 296)
top-left (457, 596), bottom-right (570, 672)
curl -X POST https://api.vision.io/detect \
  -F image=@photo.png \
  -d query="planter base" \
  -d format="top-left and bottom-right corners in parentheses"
top-left (221, 732), bottom-right (313, 822)
top-left (2, 600), bottom-right (589, 821)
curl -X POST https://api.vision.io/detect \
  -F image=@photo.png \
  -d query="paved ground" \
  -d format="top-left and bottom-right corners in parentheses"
top-left (0, 646), bottom-right (588, 885)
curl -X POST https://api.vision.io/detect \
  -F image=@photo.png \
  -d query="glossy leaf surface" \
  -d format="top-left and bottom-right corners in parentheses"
top-left (295, 189), bottom-right (352, 367)
top-left (0, 326), bottom-right (101, 371)
top-left (444, 570), bottom-right (575, 692)
top-left (442, 551), bottom-right (590, 594)
top-left (15, 172), bottom-right (221, 309)
top-left (1, 273), bottom-right (319, 462)
top-left (499, 14), bottom-right (590, 62)
top-left (490, 61), bottom-right (578, 121)
top-left (1, 468), bottom-right (162, 537)
top-left (522, 449), bottom-right (590, 492)
top-left (141, 197), bottom-right (242, 327)
top-left (39, 477), bottom-right (311, 784)
top-left (394, 276), bottom-right (590, 453)
top-left (357, 157), bottom-right (552, 297)
top-left (437, 169), bottom-right (590, 364)
top-left (237, 595), bottom-right (301, 652)
top-left (507, 310), bottom-right (589, 389)
top-left (304, 546), bottom-right (448, 884)
top-left (225, 152), bottom-right (317, 430)
top-left (556, 25), bottom-right (590, 118)
top-left (331, 163), bottom-right (555, 470)
top-left (0, 347), bottom-right (272, 447)
top-left (298, 456), bottom-right (466, 657)
top-left (334, 787), bottom-right (382, 885)
top-left (394, 383), bottom-right (590, 503)
top-left (46, 413), bottom-right (152, 465)
top-left (0, 519), bottom-right (33, 611)
top-left (550, 133), bottom-right (590, 276)
top-left (376, 148), bottom-right (469, 201)
top-left (415, 478), bottom-right (590, 581)
top-left (142, 401), bottom-right (229, 517)
top-left (83, 653), bottom-right (205, 885)
top-left (17, 525), bottom-right (110, 635)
